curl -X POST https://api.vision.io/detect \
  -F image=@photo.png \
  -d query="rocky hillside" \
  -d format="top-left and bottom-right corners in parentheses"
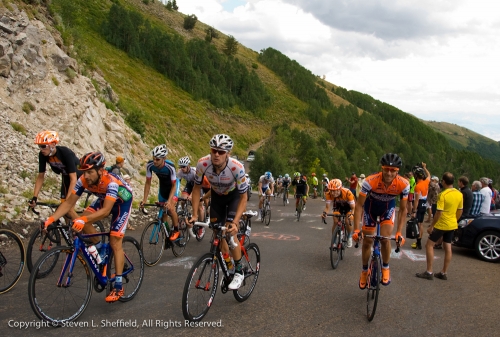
top-left (0, 4), bottom-right (152, 226)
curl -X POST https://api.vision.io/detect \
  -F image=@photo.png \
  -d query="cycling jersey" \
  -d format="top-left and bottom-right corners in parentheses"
top-left (325, 187), bottom-right (355, 214)
top-left (312, 177), bottom-right (318, 186)
top-left (360, 172), bottom-right (410, 228)
top-left (177, 166), bottom-right (196, 194)
top-left (194, 155), bottom-right (248, 195)
top-left (73, 171), bottom-right (133, 237)
top-left (258, 175), bottom-right (275, 189)
top-left (146, 159), bottom-right (177, 199)
top-left (282, 177), bottom-right (291, 187)
top-left (414, 177), bottom-right (430, 200)
top-left (292, 178), bottom-right (308, 195)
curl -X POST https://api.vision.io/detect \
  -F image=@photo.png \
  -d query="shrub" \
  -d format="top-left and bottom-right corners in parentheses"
top-left (52, 76), bottom-right (60, 86)
top-left (10, 122), bottom-right (27, 135)
top-left (65, 67), bottom-right (77, 83)
top-left (252, 63), bottom-right (258, 69)
top-left (183, 14), bottom-right (197, 30)
top-left (22, 101), bottom-right (36, 114)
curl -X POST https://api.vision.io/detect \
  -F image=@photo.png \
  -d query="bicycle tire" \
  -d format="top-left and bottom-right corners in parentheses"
top-left (297, 198), bottom-right (303, 221)
top-left (330, 227), bottom-right (341, 269)
top-left (140, 221), bottom-right (165, 267)
top-left (106, 236), bottom-right (144, 302)
top-left (172, 219), bottom-right (188, 257)
top-left (340, 225), bottom-right (347, 260)
top-left (28, 246), bottom-right (92, 325)
top-left (233, 243), bottom-right (260, 302)
top-left (264, 204), bottom-right (271, 226)
top-left (366, 254), bottom-right (381, 321)
top-left (26, 227), bottom-right (61, 276)
top-left (283, 192), bottom-right (286, 206)
top-left (0, 229), bottom-right (25, 294)
top-left (182, 253), bottom-right (219, 322)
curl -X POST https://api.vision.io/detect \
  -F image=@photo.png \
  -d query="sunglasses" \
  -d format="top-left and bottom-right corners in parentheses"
top-left (38, 145), bottom-right (48, 149)
top-left (79, 164), bottom-right (95, 170)
top-left (210, 148), bottom-right (227, 156)
top-left (153, 157), bottom-right (163, 161)
top-left (180, 166), bottom-right (187, 169)
top-left (382, 166), bottom-right (399, 173)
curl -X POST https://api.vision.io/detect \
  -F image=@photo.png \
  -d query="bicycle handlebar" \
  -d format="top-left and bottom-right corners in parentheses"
top-left (353, 234), bottom-right (402, 253)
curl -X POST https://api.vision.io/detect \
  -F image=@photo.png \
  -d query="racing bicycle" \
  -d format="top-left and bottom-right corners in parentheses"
top-left (0, 228), bottom-right (25, 294)
top-left (323, 212), bottom-right (349, 269)
top-left (260, 194), bottom-right (272, 226)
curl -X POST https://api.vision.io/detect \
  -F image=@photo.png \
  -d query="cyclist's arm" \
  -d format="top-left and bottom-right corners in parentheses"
top-left (305, 183), bottom-right (310, 197)
top-left (396, 198), bottom-right (408, 234)
top-left (48, 192), bottom-right (79, 220)
top-left (32, 172), bottom-right (45, 200)
top-left (67, 172), bottom-right (78, 197)
top-left (353, 194), bottom-right (367, 232)
top-left (191, 183), bottom-right (202, 220)
top-left (323, 200), bottom-right (331, 215)
top-left (142, 178), bottom-right (152, 204)
top-left (84, 198), bottom-right (115, 223)
top-left (258, 181), bottom-right (263, 195)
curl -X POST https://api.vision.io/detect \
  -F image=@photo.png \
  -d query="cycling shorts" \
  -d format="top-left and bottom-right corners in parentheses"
top-left (158, 188), bottom-right (173, 203)
top-left (182, 181), bottom-right (194, 195)
top-left (408, 193), bottom-right (414, 202)
top-left (416, 199), bottom-right (427, 223)
top-left (60, 175), bottom-right (72, 202)
top-left (362, 197), bottom-right (396, 230)
top-left (86, 198), bottom-right (132, 237)
top-left (261, 187), bottom-right (270, 195)
top-left (210, 188), bottom-right (240, 224)
top-left (295, 194), bottom-right (307, 200)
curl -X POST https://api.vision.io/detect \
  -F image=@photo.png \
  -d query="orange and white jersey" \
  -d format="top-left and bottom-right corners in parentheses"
top-left (360, 172), bottom-right (410, 202)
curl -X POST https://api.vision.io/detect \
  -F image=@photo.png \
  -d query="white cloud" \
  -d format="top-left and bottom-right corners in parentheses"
top-left (180, 0), bottom-right (500, 140)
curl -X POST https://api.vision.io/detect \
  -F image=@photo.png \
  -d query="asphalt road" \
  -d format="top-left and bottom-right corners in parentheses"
top-left (1, 193), bottom-right (499, 336)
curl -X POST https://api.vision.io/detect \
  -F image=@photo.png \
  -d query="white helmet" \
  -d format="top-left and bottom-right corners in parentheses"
top-left (178, 156), bottom-right (190, 167)
top-left (209, 134), bottom-right (234, 151)
top-left (152, 144), bottom-right (168, 158)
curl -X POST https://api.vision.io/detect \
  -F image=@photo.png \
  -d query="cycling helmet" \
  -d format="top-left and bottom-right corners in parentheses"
top-left (293, 172), bottom-right (300, 177)
top-left (285, 174), bottom-right (289, 178)
top-left (245, 174), bottom-right (249, 178)
top-left (413, 167), bottom-right (426, 179)
top-left (327, 179), bottom-right (342, 191)
top-left (312, 173), bottom-right (316, 176)
top-left (34, 130), bottom-right (59, 145)
top-left (380, 153), bottom-right (402, 168)
top-left (209, 134), bottom-right (234, 151)
top-left (178, 156), bottom-right (190, 167)
top-left (279, 175), bottom-right (282, 178)
top-left (323, 173), bottom-right (327, 177)
top-left (152, 144), bottom-right (168, 158)
top-left (80, 152), bottom-right (105, 171)
top-left (265, 171), bottom-right (272, 180)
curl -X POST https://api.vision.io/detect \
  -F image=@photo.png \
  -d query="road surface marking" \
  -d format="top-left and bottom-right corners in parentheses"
top-left (160, 256), bottom-right (196, 269)
top-left (252, 231), bottom-right (300, 241)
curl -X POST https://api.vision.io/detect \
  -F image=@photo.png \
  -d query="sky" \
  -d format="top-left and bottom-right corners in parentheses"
top-left (176, 0), bottom-right (500, 141)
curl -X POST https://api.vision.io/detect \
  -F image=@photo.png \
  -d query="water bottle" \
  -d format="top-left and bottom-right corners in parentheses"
top-left (88, 245), bottom-right (102, 264)
top-left (99, 242), bottom-right (109, 264)
top-left (223, 253), bottom-right (234, 273)
top-left (245, 225), bottom-right (251, 237)
top-left (163, 221), bottom-right (170, 235)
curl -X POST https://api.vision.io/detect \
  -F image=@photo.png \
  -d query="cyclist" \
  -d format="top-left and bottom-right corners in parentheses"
top-left (321, 173), bottom-right (329, 201)
top-left (257, 171), bottom-right (274, 221)
top-left (43, 151), bottom-right (133, 302)
top-left (410, 164), bottom-right (431, 249)
top-left (352, 153), bottom-right (409, 289)
top-left (311, 173), bottom-right (319, 199)
top-left (282, 173), bottom-right (292, 203)
top-left (321, 179), bottom-right (355, 247)
top-left (276, 175), bottom-right (283, 196)
top-left (140, 144), bottom-right (180, 241)
top-left (189, 134), bottom-right (248, 290)
top-left (292, 172), bottom-right (309, 214)
top-left (29, 131), bottom-right (80, 221)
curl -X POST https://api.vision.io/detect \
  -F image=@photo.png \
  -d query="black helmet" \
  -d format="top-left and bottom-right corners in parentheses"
top-left (80, 151), bottom-right (106, 171)
top-left (413, 167), bottom-right (426, 179)
top-left (380, 153), bottom-right (402, 168)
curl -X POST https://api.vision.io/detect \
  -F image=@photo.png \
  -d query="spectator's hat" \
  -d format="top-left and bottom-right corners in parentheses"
top-left (116, 156), bottom-right (125, 164)
top-left (431, 176), bottom-right (439, 181)
top-left (123, 174), bottom-right (131, 180)
top-left (360, 174), bottom-right (365, 178)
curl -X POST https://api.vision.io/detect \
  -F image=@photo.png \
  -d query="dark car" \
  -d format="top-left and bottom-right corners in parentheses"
top-left (453, 213), bottom-right (500, 262)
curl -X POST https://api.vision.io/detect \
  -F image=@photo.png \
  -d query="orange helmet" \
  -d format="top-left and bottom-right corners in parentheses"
top-left (34, 130), bottom-right (59, 145)
top-left (327, 179), bottom-right (342, 191)
top-left (312, 173), bottom-right (316, 176)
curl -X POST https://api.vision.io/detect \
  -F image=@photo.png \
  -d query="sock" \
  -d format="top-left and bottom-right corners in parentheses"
top-left (234, 258), bottom-right (243, 274)
top-left (115, 275), bottom-right (123, 290)
top-left (362, 265), bottom-right (368, 271)
top-left (382, 263), bottom-right (389, 269)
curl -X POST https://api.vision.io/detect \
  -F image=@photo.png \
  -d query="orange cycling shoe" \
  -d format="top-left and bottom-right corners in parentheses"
top-left (381, 267), bottom-right (391, 286)
top-left (359, 270), bottom-right (368, 289)
top-left (105, 288), bottom-right (124, 302)
top-left (169, 230), bottom-right (180, 241)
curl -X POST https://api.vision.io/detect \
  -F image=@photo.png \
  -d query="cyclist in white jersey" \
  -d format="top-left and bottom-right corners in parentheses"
top-left (190, 134), bottom-right (248, 290)
top-left (257, 172), bottom-right (274, 220)
top-left (177, 156), bottom-right (204, 224)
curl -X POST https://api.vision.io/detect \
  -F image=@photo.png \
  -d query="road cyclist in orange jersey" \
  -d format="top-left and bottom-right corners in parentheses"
top-left (321, 179), bottom-right (356, 247)
top-left (140, 144), bottom-right (180, 241)
top-left (410, 163), bottom-right (431, 250)
top-left (189, 134), bottom-right (249, 290)
top-left (43, 151), bottom-right (134, 302)
top-left (352, 153), bottom-right (410, 289)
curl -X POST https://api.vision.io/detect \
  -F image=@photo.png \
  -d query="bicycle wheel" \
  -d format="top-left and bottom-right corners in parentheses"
top-left (340, 226), bottom-right (347, 260)
top-left (297, 199), bottom-right (303, 221)
top-left (182, 253), bottom-right (219, 322)
top-left (330, 227), bottom-right (341, 269)
top-left (106, 236), bottom-right (144, 302)
top-left (26, 227), bottom-right (61, 276)
top-left (0, 229), bottom-right (25, 294)
top-left (28, 246), bottom-right (92, 324)
top-left (264, 204), bottom-right (271, 226)
top-left (233, 243), bottom-right (260, 302)
top-left (140, 221), bottom-right (165, 267)
top-left (366, 255), bottom-right (381, 321)
top-left (283, 193), bottom-right (286, 206)
top-left (172, 219), bottom-right (188, 257)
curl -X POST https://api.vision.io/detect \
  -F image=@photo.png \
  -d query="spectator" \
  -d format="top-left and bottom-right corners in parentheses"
top-left (407, 172), bottom-right (416, 216)
top-left (109, 156), bottom-right (125, 176)
top-left (356, 174), bottom-right (365, 198)
top-left (488, 180), bottom-right (497, 211)
top-left (345, 172), bottom-right (358, 199)
top-left (416, 172), bottom-right (463, 281)
top-left (410, 164), bottom-right (430, 250)
top-left (425, 176), bottom-right (440, 222)
top-left (311, 173), bottom-right (319, 199)
top-left (123, 174), bottom-right (131, 184)
top-left (470, 181), bottom-right (484, 217)
top-left (479, 177), bottom-right (492, 215)
top-left (458, 176), bottom-right (472, 218)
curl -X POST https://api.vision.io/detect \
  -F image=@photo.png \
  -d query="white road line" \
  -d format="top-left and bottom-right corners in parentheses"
top-left (160, 256), bottom-right (196, 269)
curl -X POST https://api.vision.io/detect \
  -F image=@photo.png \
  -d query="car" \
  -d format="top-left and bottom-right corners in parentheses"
top-left (246, 150), bottom-right (255, 162)
top-left (453, 213), bottom-right (500, 262)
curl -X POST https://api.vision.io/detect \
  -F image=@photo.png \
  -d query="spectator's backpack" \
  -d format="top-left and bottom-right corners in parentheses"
top-left (105, 165), bottom-right (118, 173)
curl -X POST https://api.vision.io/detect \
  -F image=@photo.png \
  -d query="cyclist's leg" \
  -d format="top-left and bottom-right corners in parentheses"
top-left (60, 177), bottom-right (78, 222)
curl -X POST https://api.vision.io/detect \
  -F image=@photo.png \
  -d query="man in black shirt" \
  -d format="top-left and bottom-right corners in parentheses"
top-left (458, 176), bottom-right (473, 218)
top-left (29, 131), bottom-right (80, 219)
